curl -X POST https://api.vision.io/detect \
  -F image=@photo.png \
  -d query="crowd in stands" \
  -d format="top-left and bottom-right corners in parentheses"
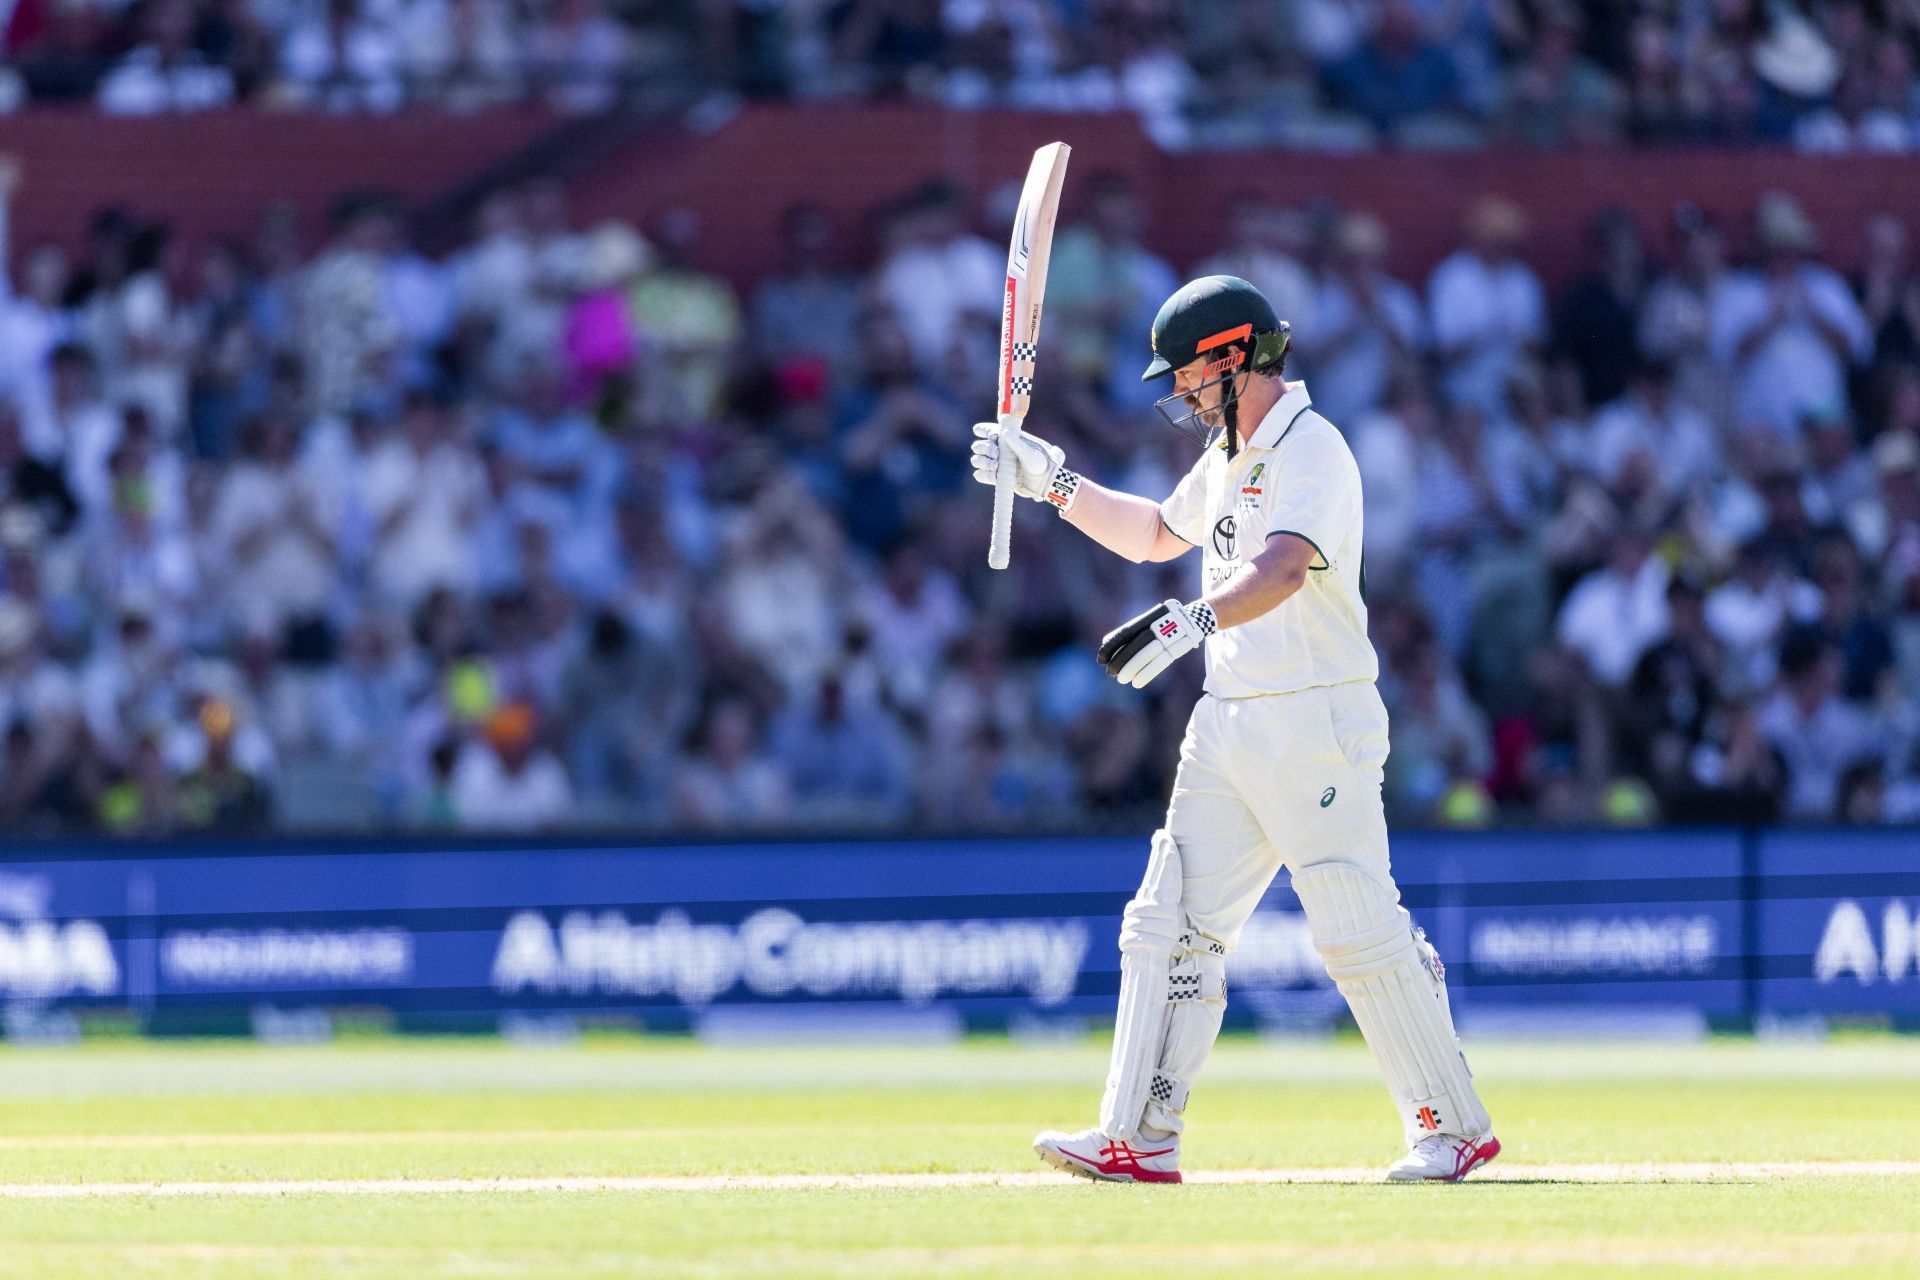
top-left (2, 147), bottom-right (1919, 835)
top-left (4, 0), bottom-right (1920, 153)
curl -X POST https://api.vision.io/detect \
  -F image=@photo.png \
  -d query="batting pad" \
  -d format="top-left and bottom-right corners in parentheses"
top-left (1291, 862), bottom-right (1491, 1144)
top-left (1140, 928), bottom-right (1227, 1140)
top-left (1099, 831), bottom-right (1183, 1140)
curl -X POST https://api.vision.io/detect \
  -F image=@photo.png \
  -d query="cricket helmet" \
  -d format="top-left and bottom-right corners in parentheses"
top-left (1141, 275), bottom-right (1290, 452)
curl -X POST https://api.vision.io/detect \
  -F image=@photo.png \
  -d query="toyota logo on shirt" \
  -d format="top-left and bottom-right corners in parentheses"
top-left (1212, 514), bottom-right (1237, 560)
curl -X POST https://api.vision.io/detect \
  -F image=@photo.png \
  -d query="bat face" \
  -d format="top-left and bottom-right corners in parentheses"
top-left (996, 143), bottom-right (1070, 425)
top-left (988, 141), bottom-right (1070, 573)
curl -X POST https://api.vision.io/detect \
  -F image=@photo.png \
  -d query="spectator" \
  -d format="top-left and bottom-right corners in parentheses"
top-left (526, 0), bottom-right (632, 114)
top-left (859, 539), bottom-right (967, 714)
top-left (1641, 203), bottom-right (1737, 427)
top-left (1809, 534), bottom-right (1894, 703)
top-left (1759, 626), bottom-right (1882, 818)
top-left (1428, 196), bottom-right (1546, 416)
top-left (750, 203), bottom-right (863, 382)
top-left (1625, 575), bottom-right (1724, 801)
top-left (400, 0), bottom-right (522, 110)
top-left (1553, 209), bottom-right (1647, 412)
top-left (833, 305), bottom-right (967, 550)
top-left (1706, 537), bottom-right (1820, 694)
top-left (1047, 171), bottom-right (1178, 408)
top-left (1305, 212), bottom-right (1420, 428)
top-left (211, 413), bottom-right (339, 634)
top-left (628, 205), bottom-right (742, 425)
top-left (560, 608), bottom-right (689, 815)
top-left (1381, 622), bottom-right (1492, 818)
top-left (95, 0), bottom-right (235, 115)
top-left (1588, 358), bottom-right (1720, 501)
top-left (562, 220), bottom-right (648, 401)
top-left (1555, 523), bottom-right (1672, 689)
top-left (1412, 398), bottom-right (1531, 654)
top-left (768, 670), bottom-right (913, 824)
top-left (672, 695), bottom-right (789, 828)
top-left (1321, 0), bottom-right (1468, 138)
top-left (1710, 192), bottom-right (1871, 437)
top-left (176, 696), bottom-right (271, 830)
top-left (1854, 213), bottom-right (1920, 392)
top-left (1349, 368), bottom-right (1427, 586)
top-left (874, 181), bottom-right (1005, 380)
top-left (277, 0), bottom-right (405, 113)
top-left (450, 700), bottom-right (572, 829)
top-left (1500, 11), bottom-right (1625, 147)
top-left (361, 390), bottom-right (487, 607)
top-left (44, 344), bottom-right (121, 514)
top-left (299, 195), bottom-right (397, 417)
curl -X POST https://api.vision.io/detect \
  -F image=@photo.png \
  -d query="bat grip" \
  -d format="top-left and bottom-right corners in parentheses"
top-left (988, 415), bottom-right (1021, 571)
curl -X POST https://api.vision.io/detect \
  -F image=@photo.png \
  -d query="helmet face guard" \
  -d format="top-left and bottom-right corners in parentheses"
top-left (1150, 323), bottom-right (1290, 454)
top-left (1153, 335), bottom-right (1248, 450)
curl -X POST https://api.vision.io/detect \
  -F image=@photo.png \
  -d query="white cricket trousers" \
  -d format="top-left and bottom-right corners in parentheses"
top-left (1167, 680), bottom-right (1396, 947)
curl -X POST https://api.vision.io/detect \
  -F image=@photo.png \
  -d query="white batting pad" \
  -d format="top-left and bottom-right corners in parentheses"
top-left (1098, 830), bottom-right (1183, 1140)
top-left (1290, 862), bottom-right (1491, 1144)
top-left (1140, 929), bottom-right (1227, 1139)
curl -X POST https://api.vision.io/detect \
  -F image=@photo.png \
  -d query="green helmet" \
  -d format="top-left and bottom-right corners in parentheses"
top-left (1141, 275), bottom-right (1290, 383)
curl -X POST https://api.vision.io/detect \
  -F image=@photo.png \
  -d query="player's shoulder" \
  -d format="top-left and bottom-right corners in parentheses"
top-left (1273, 406), bottom-right (1353, 460)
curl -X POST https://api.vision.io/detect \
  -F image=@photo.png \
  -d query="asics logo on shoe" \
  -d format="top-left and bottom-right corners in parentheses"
top-left (1320, 787), bottom-right (1336, 807)
top-left (1096, 1141), bottom-right (1174, 1174)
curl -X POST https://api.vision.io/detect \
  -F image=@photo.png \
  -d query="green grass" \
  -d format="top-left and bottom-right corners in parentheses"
top-left (0, 1036), bottom-right (1914, 1277)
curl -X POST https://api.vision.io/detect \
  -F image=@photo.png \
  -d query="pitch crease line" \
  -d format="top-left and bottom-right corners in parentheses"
top-left (2, 1160), bottom-right (1919, 1198)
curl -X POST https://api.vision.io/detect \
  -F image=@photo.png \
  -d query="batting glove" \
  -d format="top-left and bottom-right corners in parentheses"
top-left (1096, 599), bottom-right (1218, 689)
top-left (970, 423), bottom-right (1080, 511)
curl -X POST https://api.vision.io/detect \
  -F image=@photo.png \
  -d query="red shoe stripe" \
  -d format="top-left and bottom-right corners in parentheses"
top-left (1053, 1142), bottom-right (1182, 1184)
top-left (1434, 1136), bottom-right (1501, 1182)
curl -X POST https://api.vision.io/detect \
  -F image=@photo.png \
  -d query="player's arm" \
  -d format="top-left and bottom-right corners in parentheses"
top-left (1205, 532), bottom-right (1315, 627)
top-left (969, 423), bottom-right (1191, 563)
top-left (1093, 535), bottom-right (1315, 689)
top-left (1061, 478), bottom-right (1192, 563)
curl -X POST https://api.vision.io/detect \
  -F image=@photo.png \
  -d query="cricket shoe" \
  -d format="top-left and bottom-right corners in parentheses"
top-left (1033, 1127), bottom-right (1182, 1184)
top-left (1385, 1132), bottom-right (1501, 1183)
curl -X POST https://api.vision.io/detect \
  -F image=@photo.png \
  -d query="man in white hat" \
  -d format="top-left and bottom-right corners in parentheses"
top-left (1709, 192), bottom-right (1870, 436)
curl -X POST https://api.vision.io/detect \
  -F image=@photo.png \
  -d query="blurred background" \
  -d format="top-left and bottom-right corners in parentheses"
top-left (0, 0), bottom-right (1915, 1037)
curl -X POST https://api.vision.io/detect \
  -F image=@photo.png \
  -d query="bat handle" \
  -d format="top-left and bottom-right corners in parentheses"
top-left (988, 414), bottom-right (1021, 571)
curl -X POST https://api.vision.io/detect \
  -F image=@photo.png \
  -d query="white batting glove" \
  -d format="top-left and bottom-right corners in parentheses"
top-left (970, 423), bottom-right (1080, 511)
top-left (1096, 599), bottom-right (1218, 689)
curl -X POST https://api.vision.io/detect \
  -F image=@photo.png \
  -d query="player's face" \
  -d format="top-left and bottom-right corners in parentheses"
top-left (1174, 356), bottom-right (1228, 427)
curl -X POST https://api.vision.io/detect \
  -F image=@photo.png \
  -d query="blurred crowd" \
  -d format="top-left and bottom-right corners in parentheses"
top-left (5, 0), bottom-right (1920, 153)
top-left (2, 146), bottom-right (1920, 836)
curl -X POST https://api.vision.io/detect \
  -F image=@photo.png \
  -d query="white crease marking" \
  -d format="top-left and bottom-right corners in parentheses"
top-left (2, 1160), bottom-right (1917, 1198)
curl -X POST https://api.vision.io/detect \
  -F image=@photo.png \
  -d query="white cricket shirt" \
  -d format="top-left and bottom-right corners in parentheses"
top-left (1158, 383), bottom-right (1379, 699)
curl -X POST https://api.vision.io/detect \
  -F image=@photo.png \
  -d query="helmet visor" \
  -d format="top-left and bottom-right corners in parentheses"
top-left (1151, 350), bottom-right (1244, 450)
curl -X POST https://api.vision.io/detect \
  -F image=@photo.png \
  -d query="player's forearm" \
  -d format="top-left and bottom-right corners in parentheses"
top-left (1061, 478), bottom-right (1186, 563)
top-left (1202, 536), bottom-right (1313, 629)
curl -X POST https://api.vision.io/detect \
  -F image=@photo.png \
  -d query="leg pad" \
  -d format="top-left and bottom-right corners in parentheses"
top-left (1290, 862), bottom-right (1491, 1144)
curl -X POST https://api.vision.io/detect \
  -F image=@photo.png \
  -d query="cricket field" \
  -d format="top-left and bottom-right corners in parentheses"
top-left (0, 1033), bottom-right (1915, 1278)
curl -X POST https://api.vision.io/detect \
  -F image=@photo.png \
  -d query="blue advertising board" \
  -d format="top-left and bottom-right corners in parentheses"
top-left (0, 826), bottom-right (1781, 1028)
top-left (1754, 829), bottom-right (1920, 1019)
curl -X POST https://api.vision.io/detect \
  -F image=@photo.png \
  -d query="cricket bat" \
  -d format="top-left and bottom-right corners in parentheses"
top-left (988, 141), bottom-right (1071, 571)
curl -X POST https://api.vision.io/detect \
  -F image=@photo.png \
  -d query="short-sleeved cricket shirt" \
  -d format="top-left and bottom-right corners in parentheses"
top-left (1158, 383), bottom-right (1378, 699)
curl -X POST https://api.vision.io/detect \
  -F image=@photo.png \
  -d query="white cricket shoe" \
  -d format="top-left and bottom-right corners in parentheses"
top-left (1386, 1132), bottom-right (1501, 1183)
top-left (1034, 1127), bottom-right (1182, 1184)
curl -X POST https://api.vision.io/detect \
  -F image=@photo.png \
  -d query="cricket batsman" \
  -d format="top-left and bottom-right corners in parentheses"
top-left (970, 275), bottom-right (1499, 1184)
